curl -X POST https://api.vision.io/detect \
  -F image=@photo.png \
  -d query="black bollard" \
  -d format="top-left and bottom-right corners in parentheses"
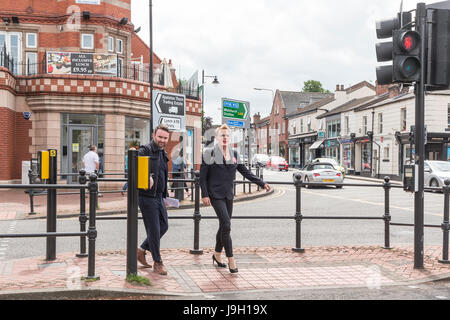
top-left (46, 149), bottom-right (57, 261)
top-left (382, 176), bottom-right (393, 249)
top-left (292, 173), bottom-right (305, 253)
top-left (439, 179), bottom-right (450, 264)
top-left (190, 171), bottom-right (203, 254)
top-left (86, 173), bottom-right (99, 280)
top-left (27, 169), bottom-right (36, 215)
top-left (76, 170), bottom-right (88, 258)
top-left (126, 150), bottom-right (138, 276)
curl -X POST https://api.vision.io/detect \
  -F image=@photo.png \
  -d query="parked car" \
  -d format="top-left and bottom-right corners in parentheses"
top-left (267, 156), bottom-right (289, 171)
top-left (297, 162), bottom-right (344, 188)
top-left (312, 158), bottom-right (346, 177)
top-left (424, 160), bottom-right (450, 188)
top-left (251, 154), bottom-right (270, 167)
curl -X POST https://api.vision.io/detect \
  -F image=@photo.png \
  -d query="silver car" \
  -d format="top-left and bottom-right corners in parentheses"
top-left (424, 160), bottom-right (450, 188)
top-left (297, 162), bottom-right (344, 189)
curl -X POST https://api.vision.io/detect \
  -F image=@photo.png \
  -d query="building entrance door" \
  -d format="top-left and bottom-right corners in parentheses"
top-left (68, 126), bottom-right (97, 183)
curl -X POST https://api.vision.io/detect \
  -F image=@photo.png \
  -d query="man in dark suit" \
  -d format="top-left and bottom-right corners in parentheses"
top-left (136, 124), bottom-right (170, 275)
top-left (200, 124), bottom-right (271, 273)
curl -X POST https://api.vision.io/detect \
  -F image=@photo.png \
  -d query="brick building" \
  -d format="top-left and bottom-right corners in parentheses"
top-left (0, 0), bottom-right (202, 185)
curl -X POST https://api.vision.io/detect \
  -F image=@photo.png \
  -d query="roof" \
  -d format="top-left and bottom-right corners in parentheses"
top-left (285, 95), bottom-right (335, 119)
top-left (316, 95), bottom-right (378, 119)
top-left (344, 80), bottom-right (376, 94)
top-left (278, 91), bottom-right (333, 115)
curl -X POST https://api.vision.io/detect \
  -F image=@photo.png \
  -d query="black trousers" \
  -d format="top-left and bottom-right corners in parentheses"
top-left (138, 196), bottom-right (168, 263)
top-left (210, 198), bottom-right (234, 257)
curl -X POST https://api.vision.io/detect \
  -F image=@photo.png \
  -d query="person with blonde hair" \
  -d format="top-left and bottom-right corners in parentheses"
top-left (200, 124), bottom-right (271, 273)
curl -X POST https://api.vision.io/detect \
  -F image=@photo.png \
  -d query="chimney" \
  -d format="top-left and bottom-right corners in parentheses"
top-left (340, 85), bottom-right (345, 91)
top-left (253, 113), bottom-right (261, 123)
top-left (388, 85), bottom-right (400, 98)
top-left (336, 84), bottom-right (340, 91)
top-left (375, 81), bottom-right (389, 96)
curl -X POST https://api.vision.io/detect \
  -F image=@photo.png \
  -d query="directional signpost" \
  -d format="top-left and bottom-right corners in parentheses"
top-left (221, 98), bottom-right (250, 129)
top-left (153, 91), bottom-right (186, 132)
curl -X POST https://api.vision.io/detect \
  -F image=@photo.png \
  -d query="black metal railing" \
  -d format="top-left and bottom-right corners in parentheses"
top-left (0, 174), bottom-right (99, 280)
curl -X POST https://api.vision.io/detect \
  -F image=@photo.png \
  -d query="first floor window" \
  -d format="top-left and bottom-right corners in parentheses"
top-left (26, 52), bottom-right (37, 75)
top-left (81, 34), bottom-right (94, 50)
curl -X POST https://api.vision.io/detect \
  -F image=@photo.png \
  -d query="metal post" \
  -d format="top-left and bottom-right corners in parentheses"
top-left (190, 171), bottom-right (203, 254)
top-left (46, 149), bottom-right (57, 261)
top-left (127, 150), bottom-right (138, 276)
top-left (85, 173), bottom-right (99, 280)
top-left (439, 179), bottom-right (450, 264)
top-left (27, 169), bottom-right (36, 215)
top-left (190, 169), bottom-right (194, 202)
top-left (414, 2), bottom-right (427, 269)
top-left (292, 173), bottom-right (305, 253)
top-left (382, 176), bottom-right (393, 249)
top-left (76, 170), bottom-right (88, 258)
top-left (256, 166), bottom-right (260, 191)
top-left (149, 0), bottom-right (154, 136)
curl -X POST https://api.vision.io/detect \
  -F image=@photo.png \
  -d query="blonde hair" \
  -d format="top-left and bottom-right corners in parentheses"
top-left (215, 124), bottom-right (231, 136)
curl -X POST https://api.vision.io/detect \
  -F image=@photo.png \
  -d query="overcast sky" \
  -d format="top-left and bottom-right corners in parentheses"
top-left (131, 0), bottom-right (439, 124)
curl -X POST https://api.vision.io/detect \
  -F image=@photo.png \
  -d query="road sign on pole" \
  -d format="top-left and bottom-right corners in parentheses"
top-left (153, 90), bottom-right (186, 132)
top-left (222, 98), bottom-right (250, 129)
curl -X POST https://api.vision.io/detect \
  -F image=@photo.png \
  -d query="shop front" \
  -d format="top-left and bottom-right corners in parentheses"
top-left (288, 139), bottom-right (300, 168)
top-left (340, 139), bottom-right (354, 173)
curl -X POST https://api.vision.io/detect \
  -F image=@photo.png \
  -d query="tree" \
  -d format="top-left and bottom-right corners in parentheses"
top-left (202, 111), bottom-right (213, 135)
top-left (302, 80), bottom-right (330, 93)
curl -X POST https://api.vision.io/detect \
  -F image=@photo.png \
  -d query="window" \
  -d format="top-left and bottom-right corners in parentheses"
top-left (384, 146), bottom-right (390, 160)
top-left (327, 119), bottom-right (341, 138)
top-left (378, 113), bottom-right (383, 134)
top-left (300, 119), bottom-right (304, 133)
top-left (26, 33), bottom-right (37, 48)
top-left (307, 117), bottom-right (312, 132)
top-left (362, 116), bottom-right (368, 135)
top-left (344, 116), bottom-right (349, 135)
top-left (0, 31), bottom-right (22, 74)
top-left (401, 108), bottom-right (407, 131)
top-left (116, 39), bottom-right (123, 54)
top-left (81, 33), bottom-right (94, 49)
top-left (118, 57), bottom-right (123, 77)
top-left (26, 52), bottom-right (37, 75)
top-left (108, 36), bottom-right (114, 52)
top-left (448, 105), bottom-right (450, 128)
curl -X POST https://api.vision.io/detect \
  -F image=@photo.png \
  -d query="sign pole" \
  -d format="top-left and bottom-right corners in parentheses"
top-left (149, 0), bottom-right (154, 138)
top-left (414, 2), bottom-right (426, 269)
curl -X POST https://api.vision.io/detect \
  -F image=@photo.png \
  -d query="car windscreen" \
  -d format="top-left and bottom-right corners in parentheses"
top-left (313, 164), bottom-right (334, 170)
top-left (430, 162), bottom-right (450, 172)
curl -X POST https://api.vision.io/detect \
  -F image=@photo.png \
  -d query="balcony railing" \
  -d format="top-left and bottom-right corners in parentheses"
top-left (0, 51), bottom-right (201, 100)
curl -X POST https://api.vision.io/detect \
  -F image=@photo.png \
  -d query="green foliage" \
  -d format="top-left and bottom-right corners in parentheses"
top-left (126, 274), bottom-right (152, 286)
top-left (302, 80), bottom-right (330, 93)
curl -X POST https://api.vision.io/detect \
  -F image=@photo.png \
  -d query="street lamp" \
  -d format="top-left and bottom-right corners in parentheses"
top-left (201, 70), bottom-right (219, 148)
top-left (253, 87), bottom-right (274, 102)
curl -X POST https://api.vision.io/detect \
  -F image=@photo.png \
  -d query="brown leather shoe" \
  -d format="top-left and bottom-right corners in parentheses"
top-left (137, 248), bottom-right (152, 268)
top-left (153, 262), bottom-right (168, 275)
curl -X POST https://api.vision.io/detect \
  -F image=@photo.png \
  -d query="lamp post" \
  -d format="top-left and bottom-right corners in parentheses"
top-left (253, 88), bottom-right (275, 103)
top-left (201, 70), bottom-right (219, 149)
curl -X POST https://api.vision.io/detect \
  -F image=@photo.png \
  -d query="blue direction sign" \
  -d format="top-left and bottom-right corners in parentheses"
top-left (221, 98), bottom-right (250, 129)
top-left (226, 120), bottom-right (245, 128)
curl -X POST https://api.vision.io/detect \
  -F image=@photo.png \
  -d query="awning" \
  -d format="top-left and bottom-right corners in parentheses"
top-left (309, 139), bottom-right (325, 150)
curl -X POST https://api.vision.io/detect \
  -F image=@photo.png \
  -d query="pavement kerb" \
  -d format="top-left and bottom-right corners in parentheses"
top-left (22, 188), bottom-right (274, 220)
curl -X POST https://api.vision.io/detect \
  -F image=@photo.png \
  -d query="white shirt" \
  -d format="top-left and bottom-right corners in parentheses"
top-left (83, 151), bottom-right (99, 174)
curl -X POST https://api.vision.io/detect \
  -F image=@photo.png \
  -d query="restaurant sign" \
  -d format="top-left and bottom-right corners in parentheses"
top-left (46, 52), bottom-right (118, 76)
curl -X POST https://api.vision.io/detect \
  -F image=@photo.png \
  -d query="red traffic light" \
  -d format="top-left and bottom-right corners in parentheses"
top-left (400, 31), bottom-right (420, 52)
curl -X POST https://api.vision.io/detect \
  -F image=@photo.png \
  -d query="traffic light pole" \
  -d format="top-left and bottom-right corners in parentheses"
top-left (414, 2), bottom-right (427, 269)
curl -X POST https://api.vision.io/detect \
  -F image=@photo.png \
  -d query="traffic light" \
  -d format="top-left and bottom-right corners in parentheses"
top-left (427, 9), bottom-right (450, 88)
top-left (375, 12), bottom-right (418, 85)
top-left (392, 30), bottom-right (421, 82)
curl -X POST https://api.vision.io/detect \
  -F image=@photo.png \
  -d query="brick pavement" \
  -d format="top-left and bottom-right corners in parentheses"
top-left (0, 245), bottom-right (449, 298)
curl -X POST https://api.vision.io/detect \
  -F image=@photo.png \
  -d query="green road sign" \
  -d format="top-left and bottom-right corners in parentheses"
top-left (222, 99), bottom-right (249, 120)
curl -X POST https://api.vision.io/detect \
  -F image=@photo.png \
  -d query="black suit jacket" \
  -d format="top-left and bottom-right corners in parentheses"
top-left (200, 145), bottom-right (266, 200)
top-left (137, 140), bottom-right (169, 198)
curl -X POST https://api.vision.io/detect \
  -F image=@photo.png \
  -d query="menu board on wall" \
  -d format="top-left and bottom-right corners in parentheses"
top-left (46, 52), bottom-right (118, 76)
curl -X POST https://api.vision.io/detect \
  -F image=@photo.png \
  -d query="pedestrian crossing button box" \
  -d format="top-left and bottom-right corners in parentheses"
top-left (403, 164), bottom-right (415, 192)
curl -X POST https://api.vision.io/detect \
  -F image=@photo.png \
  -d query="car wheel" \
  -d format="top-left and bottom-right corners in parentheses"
top-left (336, 186), bottom-right (343, 189)
top-left (430, 179), bottom-right (440, 189)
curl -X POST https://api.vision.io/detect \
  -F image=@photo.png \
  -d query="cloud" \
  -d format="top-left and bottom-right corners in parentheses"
top-left (131, 0), bottom-right (438, 123)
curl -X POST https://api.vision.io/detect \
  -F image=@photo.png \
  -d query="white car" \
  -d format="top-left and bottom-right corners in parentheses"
top-left (251, 154), bottom-right (270, 167)
top-left (298, 162), bottom-right (344, 188)
top-left (424, 160), bottom-right (450, 188)
top-left (312, 158), bottom-right (346, 177)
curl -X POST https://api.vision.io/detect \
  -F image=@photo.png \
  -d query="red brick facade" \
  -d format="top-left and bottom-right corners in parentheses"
top-left (0, 0), bottom-right (202, 182)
